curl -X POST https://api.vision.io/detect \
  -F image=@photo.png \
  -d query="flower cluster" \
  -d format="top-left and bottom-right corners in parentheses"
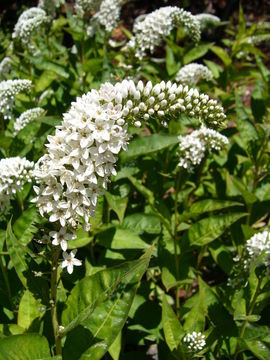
top-left (92, 0), bottom-right (122, 33)
top-left (195, 13), bottom-right (221, 30)
top-left (38, 0), bottom-right (63, 18)
top-left (178, 126), bottom-right (228, 170)
top-left (183, 331), bottom-right (206, 351)
top-left (75, 0), bottom-right (101, 16)
top-left (126, 7), bottom-right (200, 59)
top-left (12, 7), bottom-right (49, 46)
top-left (176, 63), bottom-right (214, 85)
top-left (14, 107), bottom-right (45, 135)
top-left (76, 0), bottom-right (121, 34)
top-left (245, 230), bottom-right (270, 269)
top-left (0, 57), bottom-right (12, 78)
top-left (0, 79), bottom-right (32, 120)
top-left (0, 157), bottom-right (34, 214)
top-left (33, 79), bottom-right (226, 267)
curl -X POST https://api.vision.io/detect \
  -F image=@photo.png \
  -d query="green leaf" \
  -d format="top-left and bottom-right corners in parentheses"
top-left (6, 220), bottom-right (28, 288)
top-left (210, 45), bottom-right (232, 66)
top-left (97, 227), bottom-right (149, 249)
top-left (122, 213), bottom-right (161, 235)
top-left (0, 334), bottom-right (51, 360)
top-left (183, 43), bottom-right (213, 64)
top-left (230, 175), bottom-right (257, 205)
top-left (162, 295), bottom-right (184, 351)
top-left (62, 247), bottom-right (152, 333)
top-left (204, 60), bottom-right (223, 78)
top-left (13, 206), bottom-right (41, 246)
top-left (17, 290), bottom-right (40, 330)
top-left (105, 192), bottom-right (128, 224)
top-left (166, 45), bottom-right (179, 76)
top-left (127, 176), bottom-right (155, 205)
top-left (68, 228), bottom-right (93, 250)
top-left (243, 340), bottom-right (270, 360)
top-left (121, 134), bottom-right (179, 162)
top-left (108, 332), bottom-right (121, 360)
top-left (188, 199), bottom-right (242, 216)
top-left (188, 213), bottom-right (246, 246)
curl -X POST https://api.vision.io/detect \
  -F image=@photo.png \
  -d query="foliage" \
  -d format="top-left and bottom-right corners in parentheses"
top-left (0, 1), bottom-right (270, 359)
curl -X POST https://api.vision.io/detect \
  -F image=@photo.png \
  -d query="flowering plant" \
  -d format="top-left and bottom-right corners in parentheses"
top-left (0, 2), bottom-right (270, 360)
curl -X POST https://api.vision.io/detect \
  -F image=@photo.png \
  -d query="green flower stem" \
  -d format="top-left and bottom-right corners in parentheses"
top-left (234, 276), bottom-right (263, 359)
top-left (50, 246), bottom-right (62, 356)
top-left (240, 276), bottom-right (263, 338)
top-left (174, 170), bottom-right (181, 315)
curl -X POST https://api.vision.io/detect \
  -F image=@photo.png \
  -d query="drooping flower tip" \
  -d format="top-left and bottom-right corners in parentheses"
top-left (176, 63), bottom-right (214, 85)
top-left (0, 79), bottom-right (32, 120)
top-left (126, 7), bottom-right (201, 59)
top-left (14, 107), bottom-right (45, 135)
top-left (178, 126), bottom-right (228, 170)
top-left (12, 7), bottom-right (49, 46)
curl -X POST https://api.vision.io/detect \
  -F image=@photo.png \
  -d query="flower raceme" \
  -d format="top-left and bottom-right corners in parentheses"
top-left (178, 126), bottom-right (229, 170)
top-left (32, 79), bottom-right (226, 268)
top-left (195, 13), bottom-right (221, 30)
top-left (12, 7), bottom-right (49, 46)
top-left (126, 7), bottom-right (201, 59)
top-left (75, 0), bottom-right (122, 35)
top-left (14, 107), bottom-right (46, 135)
top-left (176, 63), bottom-right (214, 85)
top-left (0, 157), bottom-right (34, 214)
top-left (0, 79), bottom-right (32, 121)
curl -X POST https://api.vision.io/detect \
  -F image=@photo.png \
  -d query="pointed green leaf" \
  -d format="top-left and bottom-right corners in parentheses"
top-left (17, 290), bottom-right (40, 330)
top-left (62, 246), bottom-right (153, 333)
top-left (13, 206), bottom-right (41, 246)
top-left (0, 334), bottom-right (51, 360)
top-left (188, 213), bottom-right (246, 246)
top-left (6, 221), bottom-right (28, 288)
top-left (162, 295), bottom-right (184, 351)
top-left (105, 192), bottom-right (128, 224)
top-left (62, 247), bottom-right (152, 359)
top-left (121, 134), bottom-right (179, 162)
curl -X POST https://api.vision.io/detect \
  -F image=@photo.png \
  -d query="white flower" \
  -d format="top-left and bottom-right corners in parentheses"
top-left (12, 7), bottom-right (49, 46)
top-left (0, 79), bottom-right (32, 120)
top-left (195, 13), bottom-right (221, 30)
top-left (33, 80), bottom-right (226, 232)
top-left (61, 249), bottom-right (82, 274)
top-left (176, 63), bottom-right (214, 85)
top-left (49, 227), bottom-right (76, 251)
top-left (125, 7), bottom-right (200, 59)
top-left (0, 157), bottom-right (34, 214)
top-left (178, 126), bottom-right (228, 171)
top-left (183, 331), bottom-right (206, 352)
top-left (14, 107), bottom-right (45, 134)
top-left (245, 230), bottom-right (270, 268)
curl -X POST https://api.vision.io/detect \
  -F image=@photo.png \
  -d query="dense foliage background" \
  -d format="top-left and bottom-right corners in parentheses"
top-left (0, 1), bottom-right (270, 359)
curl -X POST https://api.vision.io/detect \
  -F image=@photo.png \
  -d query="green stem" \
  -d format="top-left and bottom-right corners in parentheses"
top-left (0, 255), bottom-right (13, 309)
top-left (240, 276), bottom-right (263, 338)
top-left (51, 246), bottom-right (62, 356)
top-left (234, 276), bottom-right (263, 359)
top-left (174, 171), bottom-right (181, 315)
